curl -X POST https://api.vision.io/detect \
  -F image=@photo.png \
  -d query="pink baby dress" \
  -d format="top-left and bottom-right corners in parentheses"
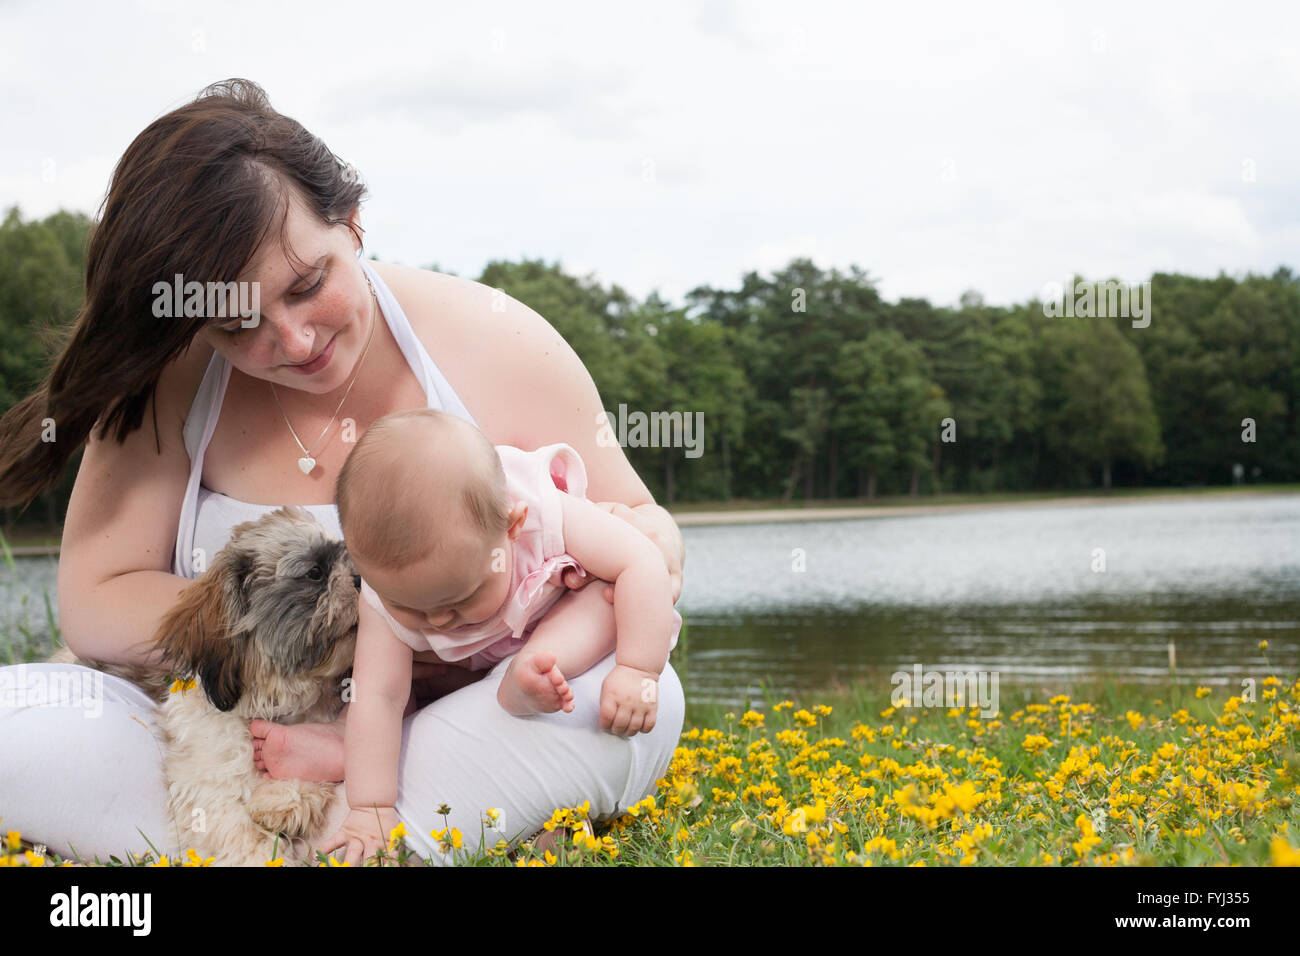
top-left (359, 442), bottom-right (680, 670)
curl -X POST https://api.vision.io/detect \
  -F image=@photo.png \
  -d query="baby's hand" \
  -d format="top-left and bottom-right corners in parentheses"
top-left (599, 664), bottom-right (660, 737)
top-left (320, 806), bottom-right (402, 866)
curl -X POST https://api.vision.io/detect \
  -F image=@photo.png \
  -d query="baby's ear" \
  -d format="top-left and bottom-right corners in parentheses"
top-left (506, 501), bottom-right (528, 539)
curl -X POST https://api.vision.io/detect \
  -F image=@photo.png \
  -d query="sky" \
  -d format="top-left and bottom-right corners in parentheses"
top-left (1, 0), bottom-right (1297, 310)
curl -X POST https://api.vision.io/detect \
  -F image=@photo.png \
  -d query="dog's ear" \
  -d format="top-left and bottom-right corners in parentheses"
top-left (196, 645), bottom-right (246, 712)
top-left (153, 549), bottom-right (254, 712)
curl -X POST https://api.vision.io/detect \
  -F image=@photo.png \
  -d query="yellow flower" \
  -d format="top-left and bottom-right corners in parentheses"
top-left (1270, 837), bottom-right (1300, 867)
top-left (803, 798), bottom-right (827, 824)
top-left (182, 848), bottom-right (214, 867)
top-left (943, 781), bottom-right (982, 813)
top-left (1258, 640), bottom-right (1269, 652)
top-left (148, 856), bottom-right (171, 867)
top-left (894, 784), bottom-right (919, 809)
top-left (1072, 814), bottom-right (1102, 857)
top-left (672, 779), bottom-right (699, 805)
top-left (168, 677), bottom-right (197, 694)
top-left (24, 850), bottom-right (44, 867)
top-left (544, 850), bottom-right (557, 866)
top-left (5, 830), bottom-right (20, 852)
top-left (782, 808), bottom-right (809, 835)
top-left (327, 856), bottom-right (350, 866)
top-left (740, 710), bottom-right (765, 728)
top-left (431, 827), bottom-right (464, 852)
top-left (626, 795), bottom-right (656, 817)
top-left (1124, 711), bottom-right (1143, 731)
top-left (1195, 686), bottom-right (1211, 699)
top-left (1021, 734), bottom-right (1051, 756)
top-left (863, 836), bottom-right (901, 860)
top-left (265, 858), bottom-right (284, 867)
top-left (542, 808), bottom-right (570, 832)
top-left (386, 822), bottom-right (407, 852)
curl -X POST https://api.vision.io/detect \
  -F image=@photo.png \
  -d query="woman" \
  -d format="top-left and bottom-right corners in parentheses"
top-left (0, 78), bottom-right (685, 864)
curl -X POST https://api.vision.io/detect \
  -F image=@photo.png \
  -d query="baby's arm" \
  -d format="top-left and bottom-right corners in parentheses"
top-left (321, 595), bottom-right (413, 865)
top-left (558, 491), bottom-right (675, 733)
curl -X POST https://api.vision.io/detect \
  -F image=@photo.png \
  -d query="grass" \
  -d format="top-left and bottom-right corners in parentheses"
top-left (0, 526), bottom-right (60, 667)
top-left (484, 669), bottom-right (1300, 867)
top-left (6, 668), bottom-right (1297, 867)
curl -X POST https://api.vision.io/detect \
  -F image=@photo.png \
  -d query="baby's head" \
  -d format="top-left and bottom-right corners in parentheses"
top-left (337, 409), bottom-right (521, 627)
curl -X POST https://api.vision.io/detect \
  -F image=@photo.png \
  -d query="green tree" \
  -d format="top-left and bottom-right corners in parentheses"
top-left (1042, 319), bottom-right (1163, 490)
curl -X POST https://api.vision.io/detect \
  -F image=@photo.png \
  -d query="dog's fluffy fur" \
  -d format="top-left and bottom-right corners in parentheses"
top-left (54, 506), bottom-right (359, 865)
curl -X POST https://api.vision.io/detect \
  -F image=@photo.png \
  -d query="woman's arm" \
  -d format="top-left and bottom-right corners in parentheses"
top-left (56, 356), bottom-right (200, 666)
top-left (479, 290), bottom-right (685, 600)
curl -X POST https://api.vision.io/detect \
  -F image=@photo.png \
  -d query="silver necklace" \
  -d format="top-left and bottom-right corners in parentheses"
top-left (270, 272), bottom-right (378, 475)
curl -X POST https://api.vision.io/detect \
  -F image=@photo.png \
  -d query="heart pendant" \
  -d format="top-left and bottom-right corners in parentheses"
top-left (298, 456), bottom-right (316, 474)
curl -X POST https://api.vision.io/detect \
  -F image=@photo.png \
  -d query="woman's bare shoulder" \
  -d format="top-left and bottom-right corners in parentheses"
top-left (154, 336), bottom-right (217, 439)
top-left (366, 263), bottom-right (646, 504)
top-left (370, 262), bottom-right (489, 334)
top-left (371, 261), bottom-right (563, 347)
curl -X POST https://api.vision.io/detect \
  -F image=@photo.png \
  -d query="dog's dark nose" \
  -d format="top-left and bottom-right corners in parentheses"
top-left (352, 573), bottom-right (361, 590)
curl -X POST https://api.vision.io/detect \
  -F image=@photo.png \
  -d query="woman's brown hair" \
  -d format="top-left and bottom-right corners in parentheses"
top-left (0, 77), bottom-right (367, 509)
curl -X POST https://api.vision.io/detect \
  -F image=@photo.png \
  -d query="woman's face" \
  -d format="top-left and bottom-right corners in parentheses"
top-left (197, 192), bottom-right (371, 395)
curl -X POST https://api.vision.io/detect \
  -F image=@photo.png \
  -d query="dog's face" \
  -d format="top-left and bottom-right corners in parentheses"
top-left (156, 506), bottom-right (360, 712)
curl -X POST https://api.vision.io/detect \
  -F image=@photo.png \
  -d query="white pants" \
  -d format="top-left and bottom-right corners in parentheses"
top-left (0, 652), bottom-right (684, 864)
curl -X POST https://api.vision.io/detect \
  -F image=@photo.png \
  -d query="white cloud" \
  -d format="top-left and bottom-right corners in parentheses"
top-left (2, 0), bottom-right (1297, 310)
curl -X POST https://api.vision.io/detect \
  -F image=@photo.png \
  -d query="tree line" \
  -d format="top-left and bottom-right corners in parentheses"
top-left (2, 206), bottom-right (1296, 531)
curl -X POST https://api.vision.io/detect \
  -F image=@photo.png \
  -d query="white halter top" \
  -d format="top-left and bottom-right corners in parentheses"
top-left (171, 260), bottom-right (478, 579)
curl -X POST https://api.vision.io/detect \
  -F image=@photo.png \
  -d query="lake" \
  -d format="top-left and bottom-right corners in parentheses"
top-left (5, 494), bottom-right (1297, 707)
top-left (675, 493), bottom-right (1300, 706)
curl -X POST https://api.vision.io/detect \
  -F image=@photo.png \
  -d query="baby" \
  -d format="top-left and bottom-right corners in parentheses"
top-left (325, 407), bottom-right (680, 862)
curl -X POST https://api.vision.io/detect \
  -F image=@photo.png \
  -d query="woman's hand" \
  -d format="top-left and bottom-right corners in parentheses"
top-left (560, 501), bottom-right (683, 604)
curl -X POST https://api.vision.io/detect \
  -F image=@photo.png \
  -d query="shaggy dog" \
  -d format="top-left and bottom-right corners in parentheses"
top-left (53, 506), bottom-right (359, 865)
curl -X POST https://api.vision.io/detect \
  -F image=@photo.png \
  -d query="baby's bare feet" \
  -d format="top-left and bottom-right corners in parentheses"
top-left (498, 653), bottom-right (575, 716)
top-left (250, 719), bottom-right (346, 782)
